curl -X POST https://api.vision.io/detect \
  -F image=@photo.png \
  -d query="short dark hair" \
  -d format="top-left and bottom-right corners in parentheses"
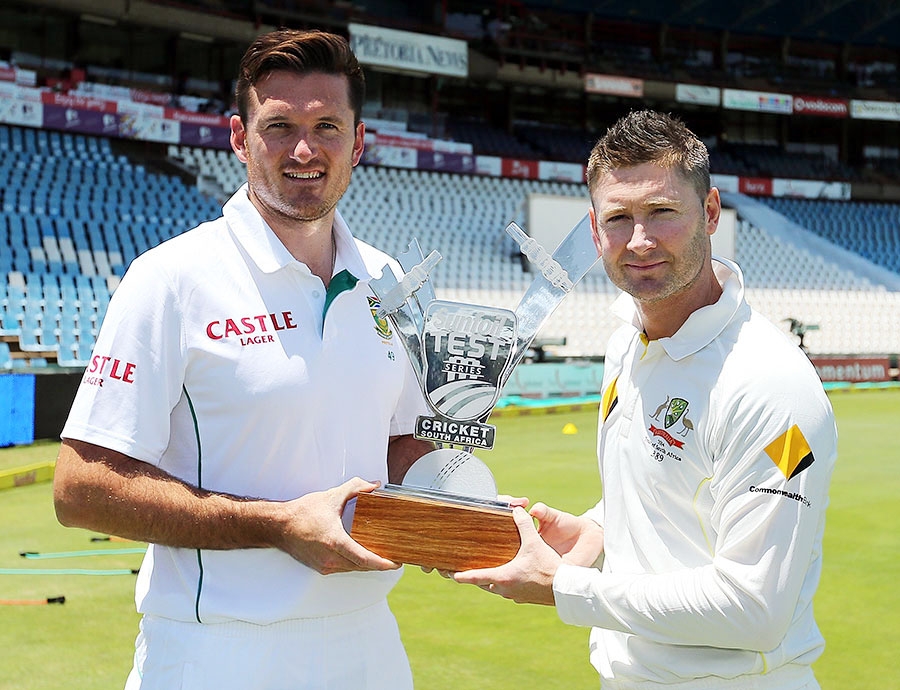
top-left (235, 29), bottom-right (365, 124)
top-left (587, 110), bottom-right (710, 201)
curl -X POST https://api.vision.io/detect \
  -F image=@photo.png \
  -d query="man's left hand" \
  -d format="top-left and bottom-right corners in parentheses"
top-left (452, 506), bottom-right (560, 605)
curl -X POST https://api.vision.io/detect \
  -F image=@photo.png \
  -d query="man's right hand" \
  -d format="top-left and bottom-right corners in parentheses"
top-left (275, 477), bottom-right (401, 575)
top-left (54, 440), bottom-right (399, 575)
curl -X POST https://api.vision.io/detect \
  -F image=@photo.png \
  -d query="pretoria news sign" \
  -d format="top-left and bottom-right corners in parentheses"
top-left (349, 23), bottom-right (467, 78)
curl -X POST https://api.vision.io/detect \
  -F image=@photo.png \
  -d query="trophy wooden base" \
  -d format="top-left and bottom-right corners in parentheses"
top-left (351, 485), bottom-right (521, 571)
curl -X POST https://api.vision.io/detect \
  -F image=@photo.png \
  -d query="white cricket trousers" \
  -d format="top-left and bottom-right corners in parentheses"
top-left (124, 600), bottom-right (413, 690)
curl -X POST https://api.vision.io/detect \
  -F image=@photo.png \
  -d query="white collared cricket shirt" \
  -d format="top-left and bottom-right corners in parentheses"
top-left (553, 259), bottom-right (837, 689)
top-left (62, 185), bottom-right (428, 624)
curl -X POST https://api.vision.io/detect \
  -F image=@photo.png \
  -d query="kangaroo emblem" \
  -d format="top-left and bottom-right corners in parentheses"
top-left (651, 396), bottom-right (670, 421)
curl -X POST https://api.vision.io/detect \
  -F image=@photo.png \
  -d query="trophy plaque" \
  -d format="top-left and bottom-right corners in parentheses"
top-left (351, 216), bottom-right (599, 571)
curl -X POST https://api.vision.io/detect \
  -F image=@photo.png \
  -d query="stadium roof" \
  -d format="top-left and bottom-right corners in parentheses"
top-left (525, 0), bottom-right (900, 49)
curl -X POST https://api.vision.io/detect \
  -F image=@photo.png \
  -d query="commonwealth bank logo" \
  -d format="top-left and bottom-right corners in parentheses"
top-left (765, 424), bottom-right (815, 480)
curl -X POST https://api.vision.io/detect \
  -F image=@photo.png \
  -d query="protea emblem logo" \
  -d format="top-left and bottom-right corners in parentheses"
top-left (367, 296), bottom-right (393, 339)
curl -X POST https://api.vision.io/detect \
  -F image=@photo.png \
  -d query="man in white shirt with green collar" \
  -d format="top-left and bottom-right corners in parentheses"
top-left (54, 29), bottom-right (432, 689)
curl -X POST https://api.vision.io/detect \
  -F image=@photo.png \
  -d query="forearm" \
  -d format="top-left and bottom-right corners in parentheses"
top-left (54, 439), bottom-right (284, 550)
top-left (554, 562), bottom-right (786, 651)
top-left (386, 434), bottom-right (434, 484)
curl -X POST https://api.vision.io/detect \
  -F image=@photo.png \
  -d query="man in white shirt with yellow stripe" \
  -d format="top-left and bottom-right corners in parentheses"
top-left (456, 110), bottom-right (837, 689)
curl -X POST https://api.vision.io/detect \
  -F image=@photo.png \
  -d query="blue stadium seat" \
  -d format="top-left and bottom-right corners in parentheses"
top-left (0, 341), bottom-right (11, 369)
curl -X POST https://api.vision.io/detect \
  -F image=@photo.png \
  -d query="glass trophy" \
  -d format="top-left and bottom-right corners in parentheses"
top-left (351, 215), bottom-right (599, 571)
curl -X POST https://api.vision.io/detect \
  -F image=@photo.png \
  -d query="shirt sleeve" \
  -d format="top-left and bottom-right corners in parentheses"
top-left (581, 500), bottom-right (604, 528)
top-left (389, 343), bottom-right (430, 437)
top-left (60, 252), bottom-right (187, 465)
top-left (554, 366), bottom-right (837, 652)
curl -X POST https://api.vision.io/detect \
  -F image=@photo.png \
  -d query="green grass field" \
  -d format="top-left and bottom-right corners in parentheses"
top-left (1, 390), bottom-right (897, 689)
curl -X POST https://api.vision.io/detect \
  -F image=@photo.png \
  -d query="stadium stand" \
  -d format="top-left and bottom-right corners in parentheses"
top-left (5, 123), bottom-right (898, 369)
top-left (761, 197), bottom-right (900, 275)
top-left (2, 0), bottom-right (900, 375)
top-left (514, 123), bottom-right (596, 165)
top-left (0, 124), bottom-right (220, 369)
top-left (445, 116), bottom-right (541, 160)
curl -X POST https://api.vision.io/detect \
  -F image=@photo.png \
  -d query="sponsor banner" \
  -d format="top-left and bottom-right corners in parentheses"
top-left (475, 155), bottom-right (503, 177)
top-left (502, 158), bottom-right (539, 179)
top-left (714, 174), bottom-right (849, 199)
top-left (0, 66), bottom-right (37, 86)
top-left (164, 108), bottom-right (229, 128)
top-left (179, 121), bottom-right (230, 149)
top-left (131, 89), bottom-right (174, 106)
top-left (41, 92), bottom-right (117, 113)
top-left (772, 178), bottom-right (851, 200)
top-left (16, 69), bottom-right (37, 87)
top-left (116, 99), bottom-right (166, 118)
top-left (0, 88), bottom-right (43, 127)
top-left (433, 139), bottom-right (473, 154)
top-left (711, 173), bottom-right (740, 193)
top-left (42, 104), bottom-right (119, 137)
top-left (349, 23), bottom-right (467, 78)
top-left (369, 133), bottom-right (472, 155)
top-left (850, 99), bottom-right (900, 122)
top-left (792, 95), bottom-right (848, 118)
top-left (416, 150), bottom-right (475, 174)
top-left (739, 177), bottom-right (773, 196)
top-left (675, 83), bottom-right (720, 106)
top-left (723, 88), bottom-right (793, 114)
top-left (74, 81), bottom-right (131, 101)
top-left (537, 160), bottom-right (585, 183)
top-left (584, 73), bottom-right (644, 97)
top-left (372, 133), bottom-right (434, 151)
top-left (811, 357), bottom-right (892, 382)
top-left (118, 112), bottom-right (180, 143)
top-left (361, 143), bottom-right (418, 168)
top-left (365, 117), bottom-right (408, 133)
top-left (0, 82), bottom-right (43, 102)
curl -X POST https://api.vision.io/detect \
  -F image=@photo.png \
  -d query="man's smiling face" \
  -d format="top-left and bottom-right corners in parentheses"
top-left (230, 70), bottom-right (364, 226)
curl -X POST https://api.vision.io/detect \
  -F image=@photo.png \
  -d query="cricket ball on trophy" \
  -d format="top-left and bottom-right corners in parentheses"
top-left (402, 448), bottom-right (498, 500)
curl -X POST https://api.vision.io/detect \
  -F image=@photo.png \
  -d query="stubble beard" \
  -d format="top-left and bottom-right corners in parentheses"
top-left (606, 220), bottom-right (710, 305)
top-left (247, 157), bottom-right (354, 225)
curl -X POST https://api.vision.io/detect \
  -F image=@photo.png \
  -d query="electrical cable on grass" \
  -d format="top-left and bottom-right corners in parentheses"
top-left (20, 548), bottom-right (147, 559)
top-left (0, 596), bottom-right (65, 605)
top-left (0, 567), bottom-right (138, 576)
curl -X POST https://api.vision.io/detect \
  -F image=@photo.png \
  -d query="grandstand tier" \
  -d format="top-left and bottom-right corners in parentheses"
top-left (2, 125), bottom-right (899, 371)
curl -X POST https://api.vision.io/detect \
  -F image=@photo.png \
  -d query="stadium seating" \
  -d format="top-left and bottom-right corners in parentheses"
top-left (514, 123), bottom-right (596, 165)
top-left (0, 124), bottom-right (220, 368)
top-left (445, 116), bottom-right (540, 160)
top-left (718, 143), bottom-right (863, 182)
top-left (3, 126), bottom-right (900, 368)
top-left (761, 197), bottom-right (900, 275)
top-left (170, 143), bottom-right (900, 358)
